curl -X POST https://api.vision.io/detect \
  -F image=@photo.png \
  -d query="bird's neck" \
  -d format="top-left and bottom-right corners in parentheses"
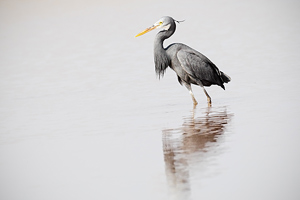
top-left (153, 32), bottom-right (171, 78)
top-left (153, 22), bottom-right (176, 78)
top-left (154, 33), bottom-right (166, 52)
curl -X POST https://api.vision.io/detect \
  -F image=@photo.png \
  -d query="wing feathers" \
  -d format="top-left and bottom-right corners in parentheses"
top-left (177, 49), bottom-right (225, 87)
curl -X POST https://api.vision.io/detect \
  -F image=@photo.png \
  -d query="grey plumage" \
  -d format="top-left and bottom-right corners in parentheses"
top-left (136, 16), bottom-right (231, 106)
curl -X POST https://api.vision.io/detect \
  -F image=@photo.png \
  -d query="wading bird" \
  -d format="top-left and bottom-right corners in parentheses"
top-left (135, 16), bottom-right (231, 106)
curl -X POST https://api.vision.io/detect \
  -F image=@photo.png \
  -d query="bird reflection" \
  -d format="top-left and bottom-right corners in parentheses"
top-left (162, 107), bottom-right (232, 199)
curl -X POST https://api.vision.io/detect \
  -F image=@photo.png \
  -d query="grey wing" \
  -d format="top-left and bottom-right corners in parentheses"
top-left (177, 49), bottom-right (224, 88)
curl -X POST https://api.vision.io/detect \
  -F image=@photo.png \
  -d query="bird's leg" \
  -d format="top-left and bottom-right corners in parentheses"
top-left (183, 82), bottom-right (198, 106)
top-left (202, 87), bottom-right (212, 107)
top-left (189, 90), bottom-right (198, 106)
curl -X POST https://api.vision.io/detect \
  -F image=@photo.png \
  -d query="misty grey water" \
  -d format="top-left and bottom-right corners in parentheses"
top-left (1, 0), bottom-right (300, 199)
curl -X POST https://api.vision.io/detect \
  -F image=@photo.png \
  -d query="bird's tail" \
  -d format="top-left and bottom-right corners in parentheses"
top-left (220, 71), bottom-right (231, 83)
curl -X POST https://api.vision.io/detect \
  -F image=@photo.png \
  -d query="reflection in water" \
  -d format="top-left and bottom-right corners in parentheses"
top-left (162, 107), bottom-right (232, 199)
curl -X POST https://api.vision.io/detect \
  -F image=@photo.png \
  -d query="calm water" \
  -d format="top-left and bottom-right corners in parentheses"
top-left (1, 0), bottom-right (300, 199)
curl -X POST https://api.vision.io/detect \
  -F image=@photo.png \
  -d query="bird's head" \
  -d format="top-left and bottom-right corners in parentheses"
top-left (135, 16), bottom-right (184, 37)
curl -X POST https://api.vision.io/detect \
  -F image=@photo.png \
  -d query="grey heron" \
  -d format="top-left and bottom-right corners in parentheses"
top-left (135, 16), bottom-right (231, 106)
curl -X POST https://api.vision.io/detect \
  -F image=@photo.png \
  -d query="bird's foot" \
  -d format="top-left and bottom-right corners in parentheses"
top-left (193, 100), bottom-right (198, 106)
top-left (207, 98), bottom-right (212, 107)
top-left (193, 101), bottom-right (198, 109)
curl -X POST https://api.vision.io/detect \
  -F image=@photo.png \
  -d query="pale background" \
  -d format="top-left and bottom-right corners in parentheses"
top-left (0, 0), bottom-right (300, 199)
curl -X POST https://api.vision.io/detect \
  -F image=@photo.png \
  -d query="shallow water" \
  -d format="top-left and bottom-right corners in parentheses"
top-left (0, 0), bottom-right (300, 199)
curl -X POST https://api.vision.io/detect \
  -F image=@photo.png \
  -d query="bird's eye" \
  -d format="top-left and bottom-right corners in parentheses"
top-left (159, 21), bottom-right (163, 25)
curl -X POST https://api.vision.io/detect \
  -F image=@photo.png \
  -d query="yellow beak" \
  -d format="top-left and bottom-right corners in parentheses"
top-left (135, 25), bottom-right (159, 37)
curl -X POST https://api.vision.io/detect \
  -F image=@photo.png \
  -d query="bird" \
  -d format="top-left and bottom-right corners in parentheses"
top-left (135, 16), bottom-right (231, 106)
